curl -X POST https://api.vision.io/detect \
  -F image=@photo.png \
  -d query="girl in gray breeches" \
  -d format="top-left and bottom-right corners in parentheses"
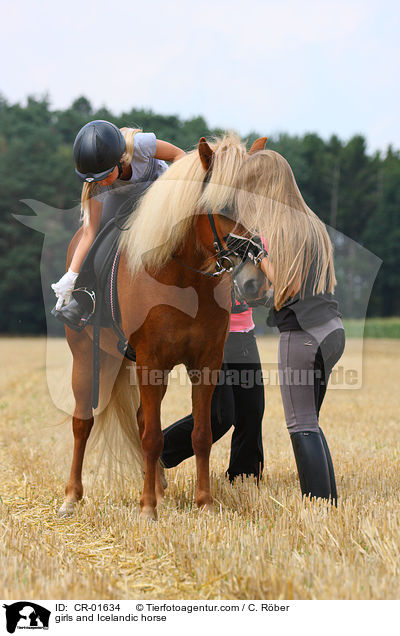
top-left (270, 298), bottom-right (345, 504)
top-left (237, 148), bottom-right (345, 503)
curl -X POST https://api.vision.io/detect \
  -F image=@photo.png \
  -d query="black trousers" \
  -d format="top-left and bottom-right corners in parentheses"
top-left (161, 330), bottom-right (265, 480)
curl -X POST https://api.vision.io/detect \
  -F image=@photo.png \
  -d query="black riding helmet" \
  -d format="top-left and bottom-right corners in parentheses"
top-left (73, 120), bottom-right (126, 182)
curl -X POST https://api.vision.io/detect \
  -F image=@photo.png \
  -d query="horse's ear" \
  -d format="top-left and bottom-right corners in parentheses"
top-left (198, 137), bottom-right (214, 170)
top-left (248, 137), bottom-right (268, 154)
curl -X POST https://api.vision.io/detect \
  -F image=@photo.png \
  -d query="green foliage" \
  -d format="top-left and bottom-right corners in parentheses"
top-left (0, 94), bottom-right (398, 333)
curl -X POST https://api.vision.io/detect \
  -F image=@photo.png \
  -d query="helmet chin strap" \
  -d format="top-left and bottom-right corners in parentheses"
top-left (117, 162), bottom-right (123, 179)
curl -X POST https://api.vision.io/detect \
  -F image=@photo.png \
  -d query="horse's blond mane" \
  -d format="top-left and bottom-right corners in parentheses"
top-left (119, 133), bottom-right (246, 275)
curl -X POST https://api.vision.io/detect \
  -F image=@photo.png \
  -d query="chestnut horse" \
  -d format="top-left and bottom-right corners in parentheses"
top-left (59, 133), bottom-right (268, 521)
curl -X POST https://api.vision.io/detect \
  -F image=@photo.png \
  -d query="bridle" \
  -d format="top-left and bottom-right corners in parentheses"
top-left (171, 206), bottom-right (238, 278)
top-left (171, 162), bottom-right (266, 277)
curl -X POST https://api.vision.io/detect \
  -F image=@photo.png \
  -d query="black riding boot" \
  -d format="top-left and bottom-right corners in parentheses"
top-left (51, 289), bottom-right (95, 332)
top-left (290, 430), bottom-right (336, 504)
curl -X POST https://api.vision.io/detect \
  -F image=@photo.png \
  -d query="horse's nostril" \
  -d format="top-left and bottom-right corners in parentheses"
top-left (243, 279), bottom-right (258, 296)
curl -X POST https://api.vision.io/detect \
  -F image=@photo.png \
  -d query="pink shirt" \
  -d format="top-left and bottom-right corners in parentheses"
top-left (229, 306), bottom-right (254, 332)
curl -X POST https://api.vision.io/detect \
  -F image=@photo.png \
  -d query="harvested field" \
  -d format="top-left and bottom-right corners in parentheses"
top-left (0, 336), bottom-right (399, 599)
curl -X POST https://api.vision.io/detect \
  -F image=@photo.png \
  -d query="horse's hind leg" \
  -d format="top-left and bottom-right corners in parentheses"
top-left (59, 330), bottom-right (94, 517)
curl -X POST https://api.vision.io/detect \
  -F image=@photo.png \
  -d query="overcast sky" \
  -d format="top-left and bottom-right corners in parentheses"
top-left (1, 0), bottom-right (399, 153)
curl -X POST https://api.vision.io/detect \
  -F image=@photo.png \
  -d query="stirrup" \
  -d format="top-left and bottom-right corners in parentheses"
top-left (72, 287), bottom-right (96, 314)
top-left (51, 289), bottom-right (96, 332)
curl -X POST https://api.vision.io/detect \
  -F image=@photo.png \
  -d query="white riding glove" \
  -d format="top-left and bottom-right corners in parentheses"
top-left (51, 268), bottom-right (79, 310)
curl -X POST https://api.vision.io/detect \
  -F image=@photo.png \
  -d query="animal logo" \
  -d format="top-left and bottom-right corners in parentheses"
top-left (2, 602), bottom-right (51, 633)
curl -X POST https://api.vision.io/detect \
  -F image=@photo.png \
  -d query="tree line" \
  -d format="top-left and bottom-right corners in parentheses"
top-left (0, 95), bottom-right (398, 333)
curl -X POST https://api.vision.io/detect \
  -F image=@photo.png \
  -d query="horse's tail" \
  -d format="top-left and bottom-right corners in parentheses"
top-left (90, 361), bottom-right (144, 486)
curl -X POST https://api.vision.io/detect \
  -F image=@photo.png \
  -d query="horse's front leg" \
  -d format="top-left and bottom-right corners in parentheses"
top-left (191, 367), bottom-right (221, 511)
top-left (136, 367), bottom-right (166, 520)
top-left (137, 402), bottom-right (166, 505)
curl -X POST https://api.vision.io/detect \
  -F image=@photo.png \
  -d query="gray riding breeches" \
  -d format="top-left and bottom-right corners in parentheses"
top-left (278, 316), bottom-right (345, 434)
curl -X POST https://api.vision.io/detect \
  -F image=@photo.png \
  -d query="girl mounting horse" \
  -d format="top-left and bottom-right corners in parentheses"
top-left (51, 120), bottom-right (185, 330)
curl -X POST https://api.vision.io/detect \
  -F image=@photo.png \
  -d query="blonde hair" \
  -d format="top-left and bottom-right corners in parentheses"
top-left (235, 150), bottom-right (336, 310)
top-left (120, 132), bottom-right (246, 275)
top-left (80, 127), bottom-right (142, 226)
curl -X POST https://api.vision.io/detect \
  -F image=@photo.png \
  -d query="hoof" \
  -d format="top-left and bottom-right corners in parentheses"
top-left (140, 506), bottom-right (157, 522)
top-left (58, 501), bottom-right (76, 517)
